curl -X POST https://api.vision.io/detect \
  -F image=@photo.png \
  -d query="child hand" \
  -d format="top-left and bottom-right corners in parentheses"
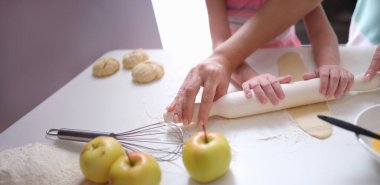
top-left (364, 45), bottom-right (380, 81)
top-left (242, 74), bottom-right (292, 105)
top-left (303, 65), bottom-right (354, 99)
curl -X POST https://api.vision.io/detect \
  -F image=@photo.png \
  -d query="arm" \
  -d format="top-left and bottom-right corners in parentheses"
top-left (304, 5), bottom-right (339, 67)
top-left (207, 0), bottom-right (291, 105)
top-left (167, 0), bottom-right (323, 127)
top-left (211, 0), bottom-right (322, 71)
top-left (303, 5), bottom-right (354, 99)
top-left (205, 0), bottom-right (231, 49)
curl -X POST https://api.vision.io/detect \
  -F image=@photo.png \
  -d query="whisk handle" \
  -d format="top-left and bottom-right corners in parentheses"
top-left (46, 128), bottom-right (116, 142)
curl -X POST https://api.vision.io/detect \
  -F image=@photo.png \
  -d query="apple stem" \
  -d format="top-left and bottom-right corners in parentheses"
top-left (125, 149), bottom-right (135, 167)
top-left (202, 124), bottom-right (208, 143)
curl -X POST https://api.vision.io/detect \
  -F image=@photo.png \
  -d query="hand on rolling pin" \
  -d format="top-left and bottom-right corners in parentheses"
top-left (166, 59), bottom-right (232, 127)
top-left (364, 45), bottom-right (380, 81)
top-left (302, 65), bottom-right (354, 99)
top-left (241, 74), bottom-right (292, 105)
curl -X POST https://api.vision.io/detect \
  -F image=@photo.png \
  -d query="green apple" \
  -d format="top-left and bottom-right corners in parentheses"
top-left (182, 131), bottom-right (231, 183)
top-left (80, 136), bottom-right (125, 183)
top-left (108, 152), bottom-right (161, 185)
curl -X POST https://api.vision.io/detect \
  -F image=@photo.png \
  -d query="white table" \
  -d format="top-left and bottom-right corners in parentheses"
top-left (1, 46), bottom-right (380, 185)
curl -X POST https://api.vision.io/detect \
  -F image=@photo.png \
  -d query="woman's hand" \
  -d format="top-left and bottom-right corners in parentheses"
top-left (242, 73), bottom-right (292, 105)
top-left (166, 58), bottom-right (232, 127)
top-left (303, 65), bottom-right (354, 99)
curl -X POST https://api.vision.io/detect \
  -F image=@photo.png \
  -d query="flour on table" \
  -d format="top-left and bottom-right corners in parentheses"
top-left (0, 143), bottom-right (86, 185)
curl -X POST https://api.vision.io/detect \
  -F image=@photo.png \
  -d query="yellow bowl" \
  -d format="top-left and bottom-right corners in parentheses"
top-left (354, 104), bottom-right (380, 162)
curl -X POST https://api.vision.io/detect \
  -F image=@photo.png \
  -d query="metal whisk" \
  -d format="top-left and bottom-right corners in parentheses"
top-left (46, 122), bottom-right (184, 161)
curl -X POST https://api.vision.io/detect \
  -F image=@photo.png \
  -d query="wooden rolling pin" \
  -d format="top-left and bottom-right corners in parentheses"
top-left (163, 74), bottom-right (380, 123)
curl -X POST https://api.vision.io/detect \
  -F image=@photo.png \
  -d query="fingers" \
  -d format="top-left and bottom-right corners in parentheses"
top-left (334, 70), bottom-right (349, 98)
top-left (319, 67), bottom-right (329, 95)
top-left (267, 75), bottom-right (285, 101)
top-left (181, 83), bottom-right (201, 126)
top-left (365, 45), bottom-right (380, 81)
top-left (278, 75), bottom-right (292, 84)
top-left (214, 81), bottom-right (229, 101)
top-left (172, 86), bottom-right (193, 125)
top-left (249, 79), bottom-right (268, 104)
top-left (365, 68), bottom-right (377, 81)
top-left (332, 69), bottom-right (354, 98)
top-left (242, 74), bottom-right (288, 105)
top-left (259, 77), bottom-right (279, 105)
top-left (313, 65), bottom-right (354, 99)
top-left (326, 68), bottom-right (339, 98)
top-left (302, 71), bottom-right (318, 80)
top-left (166, 100), bottom-right (176, 112)
top-left (242, 82), bottom-right (253, 98)
top-left (345, 73), bottom-right (354, 94)
top-left (198, 79), bottom-right (217, 128)
top-left (170, 68), bottom-right (201, 125)
top-left (168, 60), bottom-right (231, 127)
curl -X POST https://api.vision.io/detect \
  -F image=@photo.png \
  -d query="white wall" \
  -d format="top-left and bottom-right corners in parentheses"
top-left (152, 0), bottom-right (212, 55)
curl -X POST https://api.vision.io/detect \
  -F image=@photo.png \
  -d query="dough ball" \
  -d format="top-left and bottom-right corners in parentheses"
top-left (92, 57), bottom-right (120, 77)
top-left (132, 60), bottom-right (164, 83)
top-left (123, 48), bottom-right (149, 69)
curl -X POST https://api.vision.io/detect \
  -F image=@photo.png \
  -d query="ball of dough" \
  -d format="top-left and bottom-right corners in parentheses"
top-left (92, 57), bottom-right (120, 77)
top-left (132, 60), bottom-right (164, 83)
top-left (123, 48), bottom-right (149, 69)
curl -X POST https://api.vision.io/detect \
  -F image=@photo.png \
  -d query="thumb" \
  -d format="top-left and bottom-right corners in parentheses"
top-left (278, 75), bottom-right (292, 84)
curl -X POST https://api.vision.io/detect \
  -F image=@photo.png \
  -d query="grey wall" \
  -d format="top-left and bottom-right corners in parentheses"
top-left (0, 0), bottom-right (162, 133)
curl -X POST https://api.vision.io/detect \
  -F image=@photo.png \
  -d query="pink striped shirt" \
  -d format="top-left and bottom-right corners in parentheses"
top-left (227, 0), bottom-right (301, 48)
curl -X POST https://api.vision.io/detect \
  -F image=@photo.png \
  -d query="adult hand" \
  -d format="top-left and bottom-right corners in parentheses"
top-left (364, 45), bottom-right (380, 81)
top-left (166, 59), bottom-right (231, 127)
top-left (303, 65), bottom-right (354, 99)
top-left (242, 74), bottom-right (292, 105)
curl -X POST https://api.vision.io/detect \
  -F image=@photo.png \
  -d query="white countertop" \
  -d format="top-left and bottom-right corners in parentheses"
top-left (1, 46), bottom-right (380, 185)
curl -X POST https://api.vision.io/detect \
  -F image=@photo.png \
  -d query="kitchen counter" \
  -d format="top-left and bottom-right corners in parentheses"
top-left (1, 46), bottom-right (380, 185)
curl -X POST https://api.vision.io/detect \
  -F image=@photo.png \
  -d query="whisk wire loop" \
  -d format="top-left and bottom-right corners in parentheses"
top-left (46, 122), bottom-right (184, 162)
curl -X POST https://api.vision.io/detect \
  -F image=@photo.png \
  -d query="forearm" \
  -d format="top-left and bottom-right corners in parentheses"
top-left (211, 0), bottom-right (322, 72)
top-left (205, 0), bottom-right (232, 50)
top-left (304, 5), bottom-right (340, 67)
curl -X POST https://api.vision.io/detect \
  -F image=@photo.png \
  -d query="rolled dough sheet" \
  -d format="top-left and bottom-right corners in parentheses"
top-left (278, 52), bottom-right (332, 139)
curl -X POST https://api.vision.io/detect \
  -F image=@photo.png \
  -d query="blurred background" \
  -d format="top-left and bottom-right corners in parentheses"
top-left (0, 0), bottom-right (358, 133)
top-left (0, 0), bottom-right (162, 132)
top-left (296, 0), bottom-right (358, 44)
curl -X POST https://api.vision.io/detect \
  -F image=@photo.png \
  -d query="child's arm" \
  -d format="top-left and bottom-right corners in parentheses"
top-left (207, 0), bottom-right (313, 105)
top-left (167, 0), bottom-right (323, 127)
top-left (302, 5), bottom-right (354, 99)
top-left (210, 0), bottom-right (322, 71)
top-left (205, 0), bottom-right (231, 49)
